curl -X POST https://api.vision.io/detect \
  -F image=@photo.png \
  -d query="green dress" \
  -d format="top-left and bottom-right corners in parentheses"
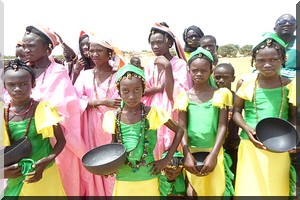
top-left (174, 89), bottom-right (234, 196)
top-left (4, 101), bottom-right (66, 196)
top-left (235, 74), bottom-right (296, 196)
top-left (103, 106), bottom-right (170, 196)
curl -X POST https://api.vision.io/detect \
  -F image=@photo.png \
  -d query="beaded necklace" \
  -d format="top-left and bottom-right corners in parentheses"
top-left (93, 69), bottom-right (113, 99)
top-left (10, 99), bottom-right (34, 116)
top-left (37, 61), bottom-right (51, 85)
top-left (116, 103), bottom-right (149, 171)
top-left (5, 100), bottom-right (34, 142)
top-left (253, 75), bottom-right (284, 122)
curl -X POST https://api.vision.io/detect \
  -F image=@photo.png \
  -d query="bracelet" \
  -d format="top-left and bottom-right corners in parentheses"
top-left (72, 55), bottom-right (78, 62)
top-left (92, 100), bottom-right (97, 108)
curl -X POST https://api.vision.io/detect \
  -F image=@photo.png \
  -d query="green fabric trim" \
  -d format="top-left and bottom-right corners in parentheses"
top-left (188, 47), bottom-right (214, 63)
top-left (290, 163), bottom-right (296, 197)
top-left (159, 172), bottom-right (186, 196)
top-left (115, 64), bottom-right (145, 83)
top-left (4, 158), bottom-right (35, 196)
top-left (223, 152), bottom-right (235, 196)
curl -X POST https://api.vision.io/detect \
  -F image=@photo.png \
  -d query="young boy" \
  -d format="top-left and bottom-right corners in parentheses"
top-left (213, 63), bottom-right (240, 184)
top-left (200, 35), bottom-right (219, 87)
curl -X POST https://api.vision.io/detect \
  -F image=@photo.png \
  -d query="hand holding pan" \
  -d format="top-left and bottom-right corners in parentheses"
top-left (256, 117), bottom-right (299, 153)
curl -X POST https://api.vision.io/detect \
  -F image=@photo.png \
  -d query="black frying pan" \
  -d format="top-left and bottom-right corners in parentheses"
top-left (256, 117), bottom-right (298, 153)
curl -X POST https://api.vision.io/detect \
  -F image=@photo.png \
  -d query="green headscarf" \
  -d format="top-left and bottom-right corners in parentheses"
top-left (253, 32), bottom-right (286, 50)
top-left (188, 47), bottom-right (214, 64)
top-left (115, 64), bottom-right (145, 84)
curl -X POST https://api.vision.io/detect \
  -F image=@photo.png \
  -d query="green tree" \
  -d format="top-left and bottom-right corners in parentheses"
top-left (218, 44), bottom-right (239, 58)
top-left (239, 45), bottom-right (253, 56)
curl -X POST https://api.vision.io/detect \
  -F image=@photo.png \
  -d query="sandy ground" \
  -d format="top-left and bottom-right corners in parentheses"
top-left (125, 54), bottom-right (253, 92)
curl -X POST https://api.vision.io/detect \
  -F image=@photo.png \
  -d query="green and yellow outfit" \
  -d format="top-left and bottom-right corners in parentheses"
top-left (174, 88), bottom-right (234, 196)
top-left (234, 74), bottom-right (296, 196)
top-left (280, 35), bottom-right (298, 79)
top-left (3, 101), bottom-right (66, 196)
top-left (103, 106), bottom-right (170, 196)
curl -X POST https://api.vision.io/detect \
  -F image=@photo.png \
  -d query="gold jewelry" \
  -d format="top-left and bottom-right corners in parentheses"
top-left (93, 69), bottom-right (113, 106)
top-left (116, 103), bottom-right (149, 172)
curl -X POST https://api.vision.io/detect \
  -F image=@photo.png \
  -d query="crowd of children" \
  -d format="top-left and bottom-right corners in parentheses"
top-left (1, 13), bottom-right (298, 198)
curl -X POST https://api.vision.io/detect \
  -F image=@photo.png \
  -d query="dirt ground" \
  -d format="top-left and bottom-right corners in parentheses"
top-left (125, 54), bottom-right (254, 92)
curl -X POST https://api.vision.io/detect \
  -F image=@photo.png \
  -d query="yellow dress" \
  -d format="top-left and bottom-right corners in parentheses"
top-left (103, 106), bottom-right (170, 196)
top-left (174, 88), bottom-right (234, 196)
top-left (3, 101), bottom-right (66, 196)
top-left (235, 75), bottom-right (296, 196)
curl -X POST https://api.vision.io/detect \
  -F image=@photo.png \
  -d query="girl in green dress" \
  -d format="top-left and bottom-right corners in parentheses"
top-left (233, 32), bottom-right (296, 196)
top-left (175, 47), bottom-right (234, 197)
top-left (102, 64), bottom-right (184, 196)
top-left (3, 59), bottom-right (66, 196)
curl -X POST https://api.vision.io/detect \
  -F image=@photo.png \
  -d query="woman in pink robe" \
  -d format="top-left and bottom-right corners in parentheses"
top-left (143, 22), bottom-right (189, 160)
top-left (21, 25), bottom-right (87, 196)
top-left (74, 34), bottom-right (123, 196)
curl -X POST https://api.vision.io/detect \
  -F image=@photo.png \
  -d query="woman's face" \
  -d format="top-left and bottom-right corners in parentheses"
top-left (185, 30), bottom-right (201, 48)
top-left (22, 33), bottom-right (48, 62)
top-left (189, 58), bottom-right (212, 85)
top-left (89, 42), bottom-right (110, 66)
top-left (119, 76), bottom-right (143, 109)
top-left (4, 69), bottom-right (33, 104)
top-left (149, 33), bottom-right (169, 56)
top-left (254, 47), bottom-right (283, 78)
top-left (80, 36), bottom-right (90, 57)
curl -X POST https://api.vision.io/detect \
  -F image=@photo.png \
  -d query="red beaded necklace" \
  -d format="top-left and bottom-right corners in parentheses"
top-left (9, 99), bottom-right (34, 116)
top-left (5, 100), bottom-right (34, 142)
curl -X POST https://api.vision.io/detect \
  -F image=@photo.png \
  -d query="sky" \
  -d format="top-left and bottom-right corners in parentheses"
top-left (0, 0), bottom-right (298, 56)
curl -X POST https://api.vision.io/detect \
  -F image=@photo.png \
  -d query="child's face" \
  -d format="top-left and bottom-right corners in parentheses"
top-left (119, 76), bottom-right (144, 108)
top-left (149, 33), bottom-right (170, 56)
top-left (4, 69), bottom-right (33, 103)
top-left (213, 67), bottom-right (235, 89)
top-left (185, 30), bottom-right (201, 48)
top-left (254, 47), bottom-right (283, 77)
top-left (130, 58), bottom-right (142, 69)
top-left (200, 38), bottom-right (217, 55)
top-left (189, 58), bottom-right (212, 85)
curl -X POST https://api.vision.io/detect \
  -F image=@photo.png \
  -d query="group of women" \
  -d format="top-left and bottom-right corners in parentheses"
top-left (2, 13), bottom-right (298, 198)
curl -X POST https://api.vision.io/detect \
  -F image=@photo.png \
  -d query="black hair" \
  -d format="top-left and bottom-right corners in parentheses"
top-left (215, 63), bottom-right (235, 75)
top-left (79, 34), bottom-right (94, 70)
top-left (4, 58), bottom-right (36, 86)
top-left (183, 25), bottom-right (204, 52)
top-left (200, 35), bottom-right (217, 44)
top-left (251, 39), bottom-right (286, 67)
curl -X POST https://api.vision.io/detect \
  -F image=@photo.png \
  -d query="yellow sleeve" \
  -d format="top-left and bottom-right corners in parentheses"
top-left (173, 91), bottom-right (189, 111)
top-left (212, 88), bottom-right (233, 109)
top-left (147, 106), bottom-right (170, 130)
top-left (286, 78), bottom-right (296, 106)
top-left (3, 119), bottom-right (10, 146)
top-left (236, 74), bottom-right (257, 102)
top-left (102, 110), bottom-right (116, 134)
top-left (35, 101), bottom-right (63, 139)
